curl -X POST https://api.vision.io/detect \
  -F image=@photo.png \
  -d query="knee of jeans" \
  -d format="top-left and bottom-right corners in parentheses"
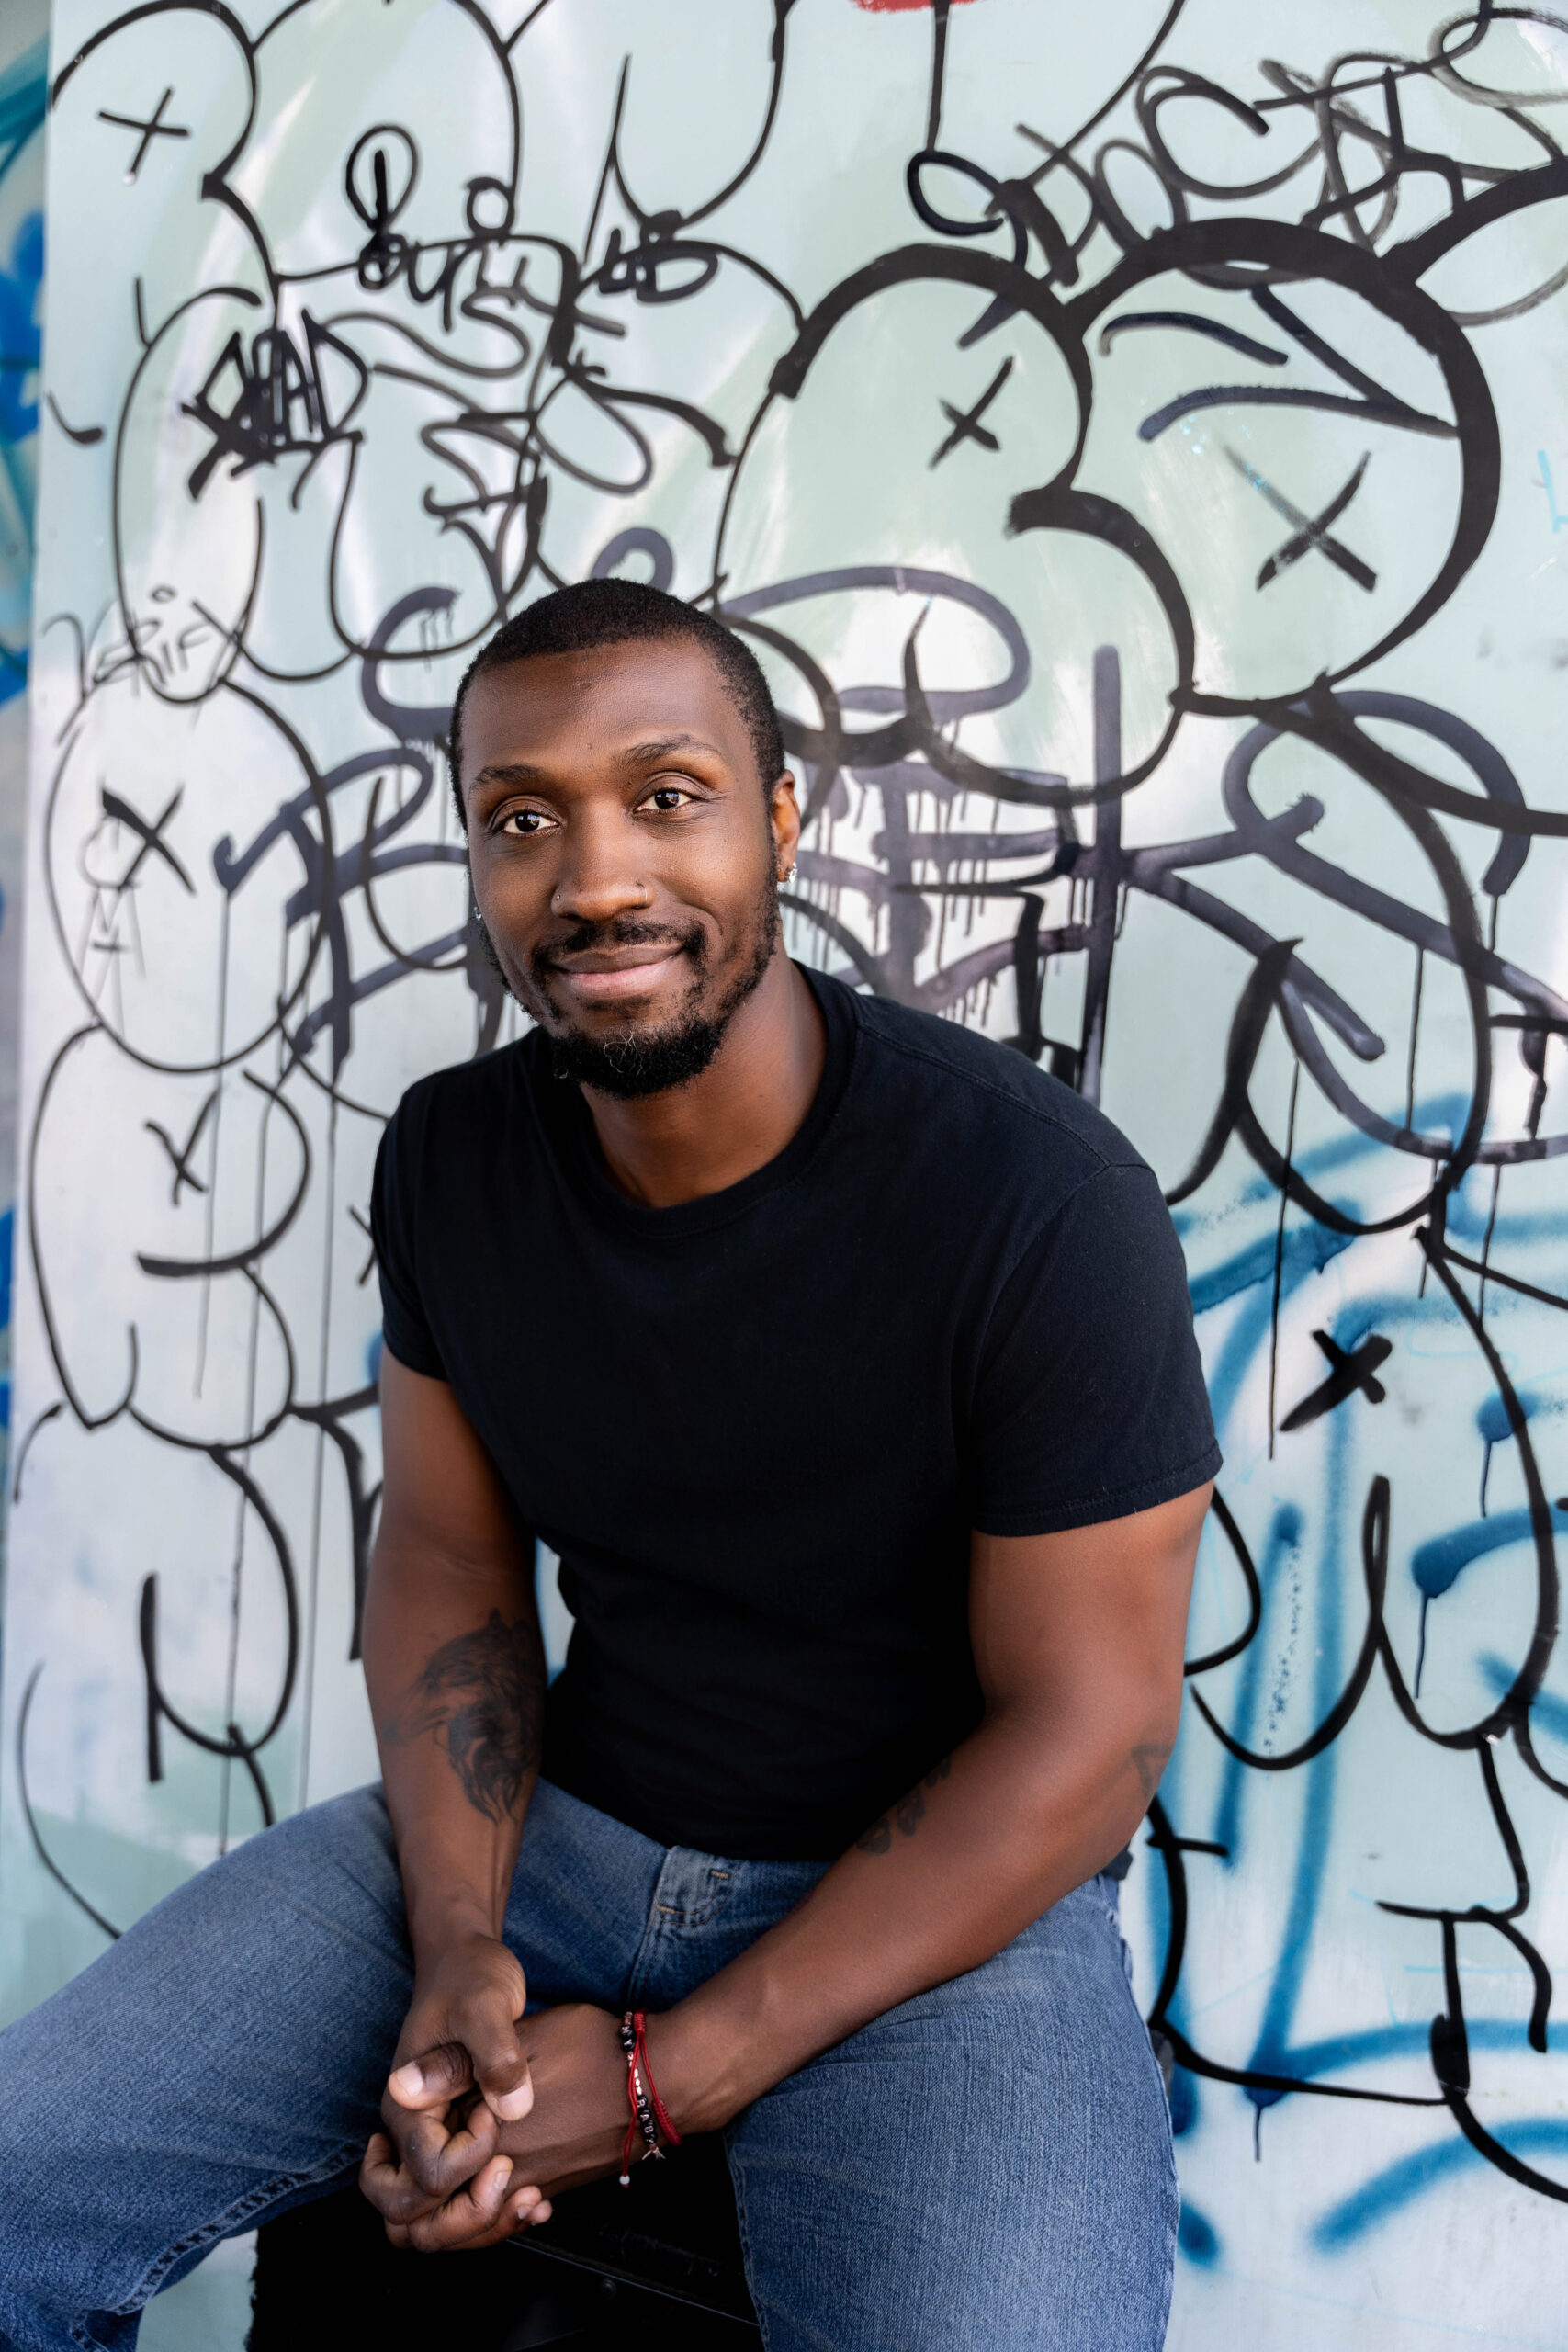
top-left (220, 1781), bottom-right (396, 1894)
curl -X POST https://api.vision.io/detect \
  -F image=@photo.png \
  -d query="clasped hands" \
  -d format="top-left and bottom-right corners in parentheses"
top-left (359, 1931), bottom-right (646, 2251)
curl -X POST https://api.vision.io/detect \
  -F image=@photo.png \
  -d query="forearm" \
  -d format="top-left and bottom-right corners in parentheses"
top-left (658, 1699), bottom-right (1166, 2132)
top-left (363, 1539), bottom-right (546, 1958)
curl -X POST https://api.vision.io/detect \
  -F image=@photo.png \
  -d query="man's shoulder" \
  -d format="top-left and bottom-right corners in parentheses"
top-left (840, 983), bottom-right (1147, 1187)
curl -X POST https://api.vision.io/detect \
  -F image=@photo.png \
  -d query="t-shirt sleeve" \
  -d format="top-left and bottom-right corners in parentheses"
top-left (369, 1107), bottom-right (447, 1381)
top-left (967, 1161), bottom-right (1219, 1536)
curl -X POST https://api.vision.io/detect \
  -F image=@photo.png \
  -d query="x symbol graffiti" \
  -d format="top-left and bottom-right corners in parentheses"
top-left (931, 356), bottom-right (1013, 469)
top-left (100, 786), bottom-right (196, 894)
top-left (1224, 446), bottom-right (1376, 593)
top-left (1280, 1329), bottom-right (1393, 1433)
top-left (97, 86), bottom-right (190, 182)
top-left (144, 1090), bottom-right (218, 1206)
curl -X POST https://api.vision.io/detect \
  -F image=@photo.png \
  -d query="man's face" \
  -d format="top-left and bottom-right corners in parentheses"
top-left (461, 636), bottom-right (799, 1095)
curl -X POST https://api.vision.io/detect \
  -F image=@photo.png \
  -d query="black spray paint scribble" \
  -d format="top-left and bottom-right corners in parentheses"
top-left (14, 0), bottom-right (1568, 2242)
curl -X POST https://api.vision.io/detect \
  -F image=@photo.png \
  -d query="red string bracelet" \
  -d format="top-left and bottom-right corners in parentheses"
top-left (618, 2008), bottom-right (682, 2185)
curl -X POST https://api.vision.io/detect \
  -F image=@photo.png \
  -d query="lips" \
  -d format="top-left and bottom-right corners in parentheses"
top-left (544, 946), bottom-right (685, 1004)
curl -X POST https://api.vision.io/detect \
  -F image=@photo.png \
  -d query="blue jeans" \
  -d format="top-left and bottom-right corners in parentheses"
top-left (0, 1780), bottom-right (1176, 2350)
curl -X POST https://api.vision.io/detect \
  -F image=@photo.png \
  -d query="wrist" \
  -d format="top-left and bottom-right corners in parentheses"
top-left (404, 1893), bottom-right (505, 1966)
top-left (645, 1976), bottom-right (780, 2137)
top-left (389, 1805), bottom-right (524, 1962)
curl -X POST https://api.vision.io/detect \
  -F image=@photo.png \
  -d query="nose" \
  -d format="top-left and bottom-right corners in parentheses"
top-left (547, 808), bottom-right (652, 925)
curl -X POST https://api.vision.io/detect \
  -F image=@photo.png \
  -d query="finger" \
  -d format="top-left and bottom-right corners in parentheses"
top-left (360, 2136), bottom-right (440, 2228)
top-left (388, 2040), bottom-right (476, 2112)
top-left (456, 1998), bottom-right (534, 2121)
top-left (501, 2184), bottom-right (545, 2235)
top-left (359, 2132), bottom-right (400, 2211)
top-left (452, 2176), bottom-right (547, 2251)
top-left (389, 2101), bottom-right (499, 2199)
top-left (510, 2186), bottom-right (550, 2230)
top-left (403, 2155), bottom-right (518, 2253)
top-left (485, 2070), bottom-right (533, 2122)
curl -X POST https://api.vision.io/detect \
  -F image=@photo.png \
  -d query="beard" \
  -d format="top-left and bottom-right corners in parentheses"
top-left (481, 876), bottom-right (781, 1101)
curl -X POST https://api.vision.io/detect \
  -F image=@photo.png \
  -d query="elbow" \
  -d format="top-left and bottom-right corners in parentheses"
top-left (1108, 1675), bottom-right (1185, 1847)
top-left (987, 1675), bottom-right (1183, 1869)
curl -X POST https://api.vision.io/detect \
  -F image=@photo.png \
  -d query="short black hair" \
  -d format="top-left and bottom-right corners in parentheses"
top-left (446, 579), bottom-right (785, 825)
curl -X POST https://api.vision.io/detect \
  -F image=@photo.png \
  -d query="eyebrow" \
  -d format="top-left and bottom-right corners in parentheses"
top-left (470, 737), bottom-right (728, 794)
top-left (470, 762), bottom-right (549, 793)
top-left (620, 734), bottom-right (726, 765)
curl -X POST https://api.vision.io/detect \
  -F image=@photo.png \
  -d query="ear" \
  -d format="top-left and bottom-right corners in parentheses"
top-left (769, 772), bottom-right (802, 877)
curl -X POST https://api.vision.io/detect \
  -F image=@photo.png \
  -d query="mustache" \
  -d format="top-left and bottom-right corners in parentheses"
top-left (533, 916), bottom-right (705, 970)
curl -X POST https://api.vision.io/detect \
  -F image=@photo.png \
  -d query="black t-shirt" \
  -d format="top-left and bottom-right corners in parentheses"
top-left (371, 969), bottom-right (1219, 1861)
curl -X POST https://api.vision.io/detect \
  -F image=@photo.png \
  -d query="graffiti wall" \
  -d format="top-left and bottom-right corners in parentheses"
top-left (5, 0), bottom-right (1568, 2343)
top-left (0, 6), bottom-right (47, 1573)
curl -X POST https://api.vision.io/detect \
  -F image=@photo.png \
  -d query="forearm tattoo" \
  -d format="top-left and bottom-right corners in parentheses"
top-left (382, 1610), bottom-right (546, 1823)
top-left (854, 1755), bottom-right (953, 1855)
top-left (853, 1740), bottom-right (1172, 1860)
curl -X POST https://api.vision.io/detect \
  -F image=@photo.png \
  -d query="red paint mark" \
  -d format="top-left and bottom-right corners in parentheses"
top-left (852, 0), bottom-right (984, 12)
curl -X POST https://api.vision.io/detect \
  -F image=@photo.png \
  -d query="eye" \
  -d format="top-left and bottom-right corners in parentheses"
top-left (646, 785), bottom-right (694, 812)
top-left (497, 807), bottom-right (555, 837)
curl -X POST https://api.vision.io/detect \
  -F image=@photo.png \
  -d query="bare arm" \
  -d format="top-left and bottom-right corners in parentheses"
top-left (362, 1476), bottom-right (1209, 2245)
top-left (656, 1484), bottom-right (1209, 2127)
top-left (360, 1352), bottom-right (551, 2228)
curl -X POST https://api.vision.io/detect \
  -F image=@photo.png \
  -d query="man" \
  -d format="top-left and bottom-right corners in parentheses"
top-left (0, 579), bottom-right (1216, 2350)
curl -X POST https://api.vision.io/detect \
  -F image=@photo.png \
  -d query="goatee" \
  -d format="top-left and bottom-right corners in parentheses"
top-left (479, 880), bottom-right (781, 1101)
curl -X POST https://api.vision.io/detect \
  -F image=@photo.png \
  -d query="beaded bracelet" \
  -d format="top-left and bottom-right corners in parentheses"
top-left (618, 2008), bottom-right (682, 2185)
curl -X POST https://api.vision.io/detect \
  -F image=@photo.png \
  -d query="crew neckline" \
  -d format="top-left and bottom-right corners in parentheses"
top-left (553, 965), bottom-right (860, 1238)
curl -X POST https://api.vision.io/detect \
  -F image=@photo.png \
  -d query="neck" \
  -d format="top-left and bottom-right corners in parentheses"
top-left (581, 953), bottom-right (827, 1209)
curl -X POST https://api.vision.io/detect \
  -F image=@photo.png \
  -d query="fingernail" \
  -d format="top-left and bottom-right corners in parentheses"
top-left (389, 2062), bottom-right (423, 2099)
top-left (491, 2080), bottom-right (534, 2120)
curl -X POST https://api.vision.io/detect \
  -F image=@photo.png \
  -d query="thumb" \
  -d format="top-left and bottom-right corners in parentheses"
top-left (485, 2071), bottom-right (534, 2123)
top-left (387, 2039), bottom-right (475, 2111)
top-left (463, 2010), bottom-right (534, 2121)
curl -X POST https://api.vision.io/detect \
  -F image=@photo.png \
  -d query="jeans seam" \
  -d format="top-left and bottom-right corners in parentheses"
top-left (118, 2142), bottom-right (365, 2306)
top-left (723, 2130), bottom-right (773, 2352)
top-left (623, 1908), bottom-right (663, 2009)
top-left (1103, 1904), bottom-right (1180, 2347)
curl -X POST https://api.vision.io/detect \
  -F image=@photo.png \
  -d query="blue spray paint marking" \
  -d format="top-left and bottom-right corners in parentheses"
top-left (1313, 2118), bottom-right (1568, 2248)
top-left (1168, 2061), bottom-right (1198, 2138)
top-left (1211, 1501), bottom-right (1306, 1866)
top-left (1188, 1218), bottom-right (1354, 1318)
top-left (1240, 1411), bottom-right (1349, 2143)
top-left (0, 208), bottom-right (40, 708)
top-left (1287, 2015), bottom-right (1562, 2080)
top-left (1412, 1504), bottom-right (1568, 1600)
top-left (0, 37), bottom-right (46, 707)
top-left (1476, 1391), bottom-right (1545, 1448)
top-left (1178, 2201), bottom-right (1221, 2263)
top-left (1165, 1230), bottom-right (1565, 2164)
top-left (1482, 1652), bottom-right (1568, 1744)
top-left (1476, 1387), bottom-right (1562, 1515)
top-left (1176, 1097), bottom-right (1474, 1237)
top-left (0, 209), bottom-right (40, 440)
